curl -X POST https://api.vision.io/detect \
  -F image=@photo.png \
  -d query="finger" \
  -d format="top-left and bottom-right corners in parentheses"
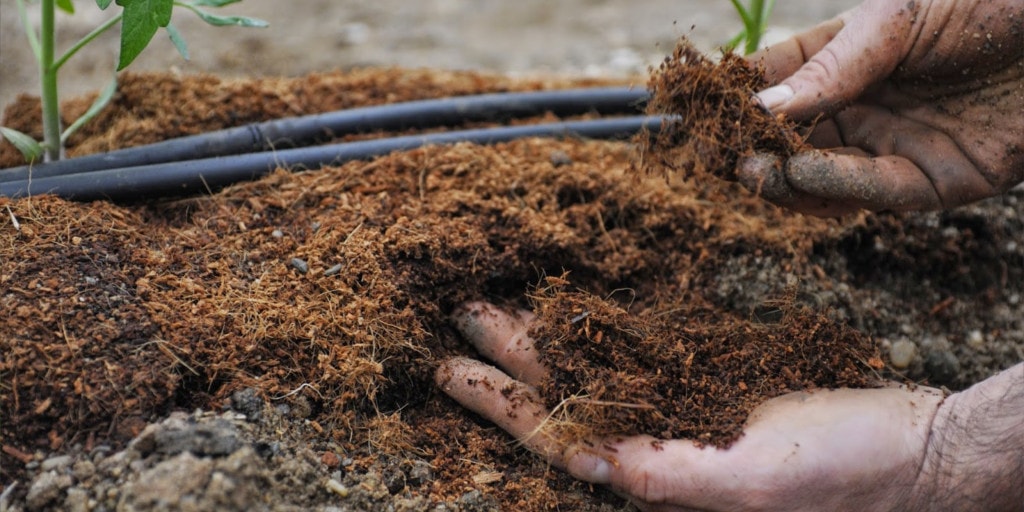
top-left (737, 153), bottom-right (863, 217)
top-left (829, 105), bottom-right (999, 206)
top-left (748, 16), bottom-right (844, 87)
top-left (451, 301), bottom-right (548, 385)
top-left (435, 357), bottom-right (549, 441)
top-left (589, 436), bottom-right (753, 511)
top-left (738, 148), bottom-right (949, 216)
top-left (437, 358), bottom-right (754, 510)
top-left (784, 150), bottom-right (944, 212)
top-left (434, 357), bottom-right (614, 483)
top-left (754, 1), bottom-right (915, 119)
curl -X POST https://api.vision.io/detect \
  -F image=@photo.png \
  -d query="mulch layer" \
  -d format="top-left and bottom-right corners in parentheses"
top-left (2, 62), bottom-right (1020, 510)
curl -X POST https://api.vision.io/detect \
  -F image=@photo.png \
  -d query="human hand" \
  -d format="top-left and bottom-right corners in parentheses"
top-left (436, 301), bottom-right (947, 511)
top-left (739, 0), bottom-right (1023, 216)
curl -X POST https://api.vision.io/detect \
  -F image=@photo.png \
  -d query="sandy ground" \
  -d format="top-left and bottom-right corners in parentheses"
top-left (2, 0), bottom-right (859, 110)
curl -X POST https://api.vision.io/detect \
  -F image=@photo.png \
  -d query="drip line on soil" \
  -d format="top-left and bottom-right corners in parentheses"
top-left (0, 87), bottom-right (649, 183)
top-left (0, 115), bottom-right (666, 201)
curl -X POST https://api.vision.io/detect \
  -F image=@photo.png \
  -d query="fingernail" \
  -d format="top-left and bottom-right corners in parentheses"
top-left (452, 303), bottom-right (486, 342)
top-left (569, 452), bottom-right (612, 483)
top-left (755, 84), bottom-right (794, 112)
top-left (588, 456), bottom-right (612, 482)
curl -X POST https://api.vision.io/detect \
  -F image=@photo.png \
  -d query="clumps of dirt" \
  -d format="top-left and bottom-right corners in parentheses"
top-left (530, 277), bottom-right (881, 447)
top-left (0, 198), bottom-right (175, 455)
top-left (639, 39), bottom-right (805, 181)
top-left (9, 403), bottom-right (489, 512)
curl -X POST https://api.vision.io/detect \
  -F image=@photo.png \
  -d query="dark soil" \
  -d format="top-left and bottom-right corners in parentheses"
top-left (531, 281), bottom-right (878, 448)
top-left (2, 65), bottom-right (1022, 511)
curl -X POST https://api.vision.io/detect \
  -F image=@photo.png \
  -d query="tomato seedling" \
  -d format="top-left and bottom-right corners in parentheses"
top-left (2, 0), bottom-right (267, 163)
top-left (726, 0), bottom-right (776, 55)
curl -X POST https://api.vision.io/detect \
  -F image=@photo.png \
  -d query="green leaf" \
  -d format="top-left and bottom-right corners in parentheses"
top-left (724, 31), bottom-right (746, 53)
top-left (116, 0), bottom-right (174, 70)
top-left (0, 127), bottom-right (44, 163)
top-left (188, 8), bottom-right (268, 28)
top-left (56, 0), bottom-right (75, 14)
top-left (62, 77), bottom-right (117, 143)
top-left (97, 0), bottom-right (114, 9)
top-left (759, 0), bottom-right (777, 29)
top-left (728, 0), bottom-right (754, 29)
top-left (165, 22), bottom-right (190, 61)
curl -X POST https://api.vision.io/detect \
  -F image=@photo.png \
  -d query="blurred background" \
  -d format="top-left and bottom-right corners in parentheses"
top-left (1, 0), bottom-right (858, 110)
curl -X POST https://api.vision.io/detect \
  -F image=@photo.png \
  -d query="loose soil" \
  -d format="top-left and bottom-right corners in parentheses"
top-left (2, 65), bottom-right (1022, 511)
top-left (640, 40), bottom-right (804, 181)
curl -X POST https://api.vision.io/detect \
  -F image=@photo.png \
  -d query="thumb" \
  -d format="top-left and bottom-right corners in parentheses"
top-left (756, 0), bottom-right (914, 120)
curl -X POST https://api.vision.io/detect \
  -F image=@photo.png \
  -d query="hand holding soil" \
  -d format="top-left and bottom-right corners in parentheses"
top-left (740, 0), bottom-right (1024, 216)
top-left (438, 302), bottom-right (1024, 511)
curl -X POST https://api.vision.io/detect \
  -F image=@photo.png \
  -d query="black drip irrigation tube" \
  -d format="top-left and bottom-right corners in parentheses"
top-left (0, 87), bottom-right (660, 201)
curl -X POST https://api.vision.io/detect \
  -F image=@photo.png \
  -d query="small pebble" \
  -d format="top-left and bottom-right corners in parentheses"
top-left (325, 478), bottom-right (349, 498)
top-left (407, 460), bottom-right (433, 486)
top-left (889, 339), bottom-right (916, 369)
top-left (966, 330), bottom-right (985, 350)
top-left (40, 454), bottom-right (73, 472)
top-left (272, 229), bottom-right (284, 238)
top-left (89, 445), bottom-right (113, 460)
top-left (321, 451), bottom-right (341, 469)
top-left (230, 388), bottom-right (265, 422)
top-left (920, 334), bottom-right (950, 351)
top-left (84, 276), bottom-right (98, 285)
top-left (26, 471), bottom-right (73, 510)
top-left (384, 472), bottom-right (406, 495)
top-left (549, 150), bottom-right (572, 167)
top-left (291, 258), bottom-right (309, 274)
top-left (63, 487), bottom-right (89, 512)
top-left (72, 460), bottom-right (96, 481)
top-left (924, 350), bottom-right (961, 384)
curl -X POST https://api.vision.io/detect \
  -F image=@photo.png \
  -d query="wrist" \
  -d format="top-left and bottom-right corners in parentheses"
top-left (910, 363), bottom-right (1024, 511)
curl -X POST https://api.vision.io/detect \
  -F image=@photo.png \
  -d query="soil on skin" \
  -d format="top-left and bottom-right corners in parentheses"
top-left (2, 66), bottom-right (1022, 511)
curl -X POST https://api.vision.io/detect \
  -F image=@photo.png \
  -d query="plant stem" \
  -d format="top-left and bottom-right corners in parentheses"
top-left (746, 0), bottom-right (764, 54)
top-left (53, 14), bottom-right (122, 72)
top-left (40, 0), bottom-right (63, 161)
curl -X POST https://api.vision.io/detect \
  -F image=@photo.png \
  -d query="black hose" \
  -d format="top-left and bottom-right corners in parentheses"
top-left (0, 116), bottom-right (664, 202)
top-left (0, 87), bottom-right (648, 183)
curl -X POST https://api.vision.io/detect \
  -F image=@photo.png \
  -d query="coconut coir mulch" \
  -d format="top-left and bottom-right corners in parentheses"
top-left (639, 39), bottom-right (805, 181)
top-left (3, 60), bottom-right (877, 508)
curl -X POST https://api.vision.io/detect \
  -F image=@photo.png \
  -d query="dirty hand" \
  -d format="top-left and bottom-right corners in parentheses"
top-left (739, 0), bottom-right (1024, 216)
top-left (435, 301), bottom-right (948, 511)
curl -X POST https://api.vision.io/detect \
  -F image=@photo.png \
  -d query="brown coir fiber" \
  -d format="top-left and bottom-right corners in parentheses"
top-left (531, 277), bottom-right (881, 448)
top-left (640, 38), bottom-right (805, 181)
top-left (3, 67), bottom-right (873, 507)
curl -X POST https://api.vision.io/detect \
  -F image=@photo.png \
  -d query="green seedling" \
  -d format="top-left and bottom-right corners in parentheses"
top-left (2, 0), bottom-right (267, 163)
top-left (725, 0), bottom-right (776, 55)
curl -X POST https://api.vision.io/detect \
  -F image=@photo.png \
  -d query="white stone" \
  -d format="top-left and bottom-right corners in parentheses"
top-left (889, 339), bottom-right (916, 369)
